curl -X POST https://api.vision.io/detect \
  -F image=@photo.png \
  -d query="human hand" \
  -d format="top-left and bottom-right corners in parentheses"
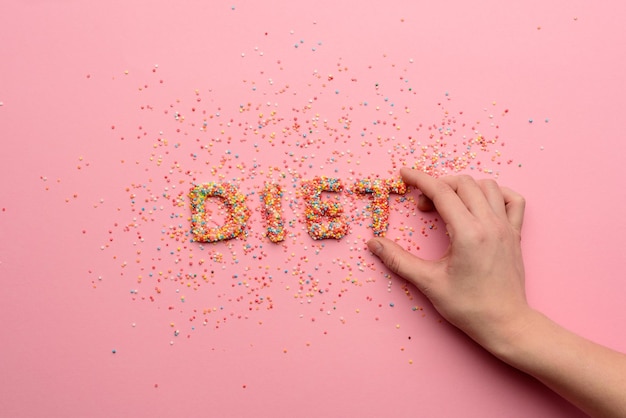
top-left (368, 168), bottom-right (532, 353)
top-left (369, 168), bottom-right (626, 417)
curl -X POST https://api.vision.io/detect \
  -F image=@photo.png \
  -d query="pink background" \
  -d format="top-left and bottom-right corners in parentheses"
top-left (2, 1), bottom-right (625, 417)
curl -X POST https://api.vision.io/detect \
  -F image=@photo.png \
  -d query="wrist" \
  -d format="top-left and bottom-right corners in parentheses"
top-left (479, 307), bottom-right (548, 366)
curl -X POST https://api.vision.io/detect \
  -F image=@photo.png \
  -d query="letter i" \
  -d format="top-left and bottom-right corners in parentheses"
top-left (261, 182), bottom-right (285, 242)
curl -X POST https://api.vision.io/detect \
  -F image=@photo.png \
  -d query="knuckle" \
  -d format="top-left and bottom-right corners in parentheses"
top-left (456, 174), bottom-right (475, 185)
top-left (502, 186), bottom-right (526, 208)
top-left (479, 178), bottom-right (498, 190)
top-left (457, 219), bottom-right (487, 243)
top-left (507, 192), bottom-right (526, 211)
top-left (468, 226), bottom-right (489, 244)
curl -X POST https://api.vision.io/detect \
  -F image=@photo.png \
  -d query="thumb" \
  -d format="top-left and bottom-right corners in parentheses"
top-left (367, 237), bottom-right (435, 294)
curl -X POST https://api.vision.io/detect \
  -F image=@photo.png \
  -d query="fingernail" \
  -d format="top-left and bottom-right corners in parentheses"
top-left (367, 239), bottom-right (383, 255)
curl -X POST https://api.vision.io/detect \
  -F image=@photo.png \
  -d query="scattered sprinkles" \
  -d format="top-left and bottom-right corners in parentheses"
top-left (60, 22), bottom-right (531, 353)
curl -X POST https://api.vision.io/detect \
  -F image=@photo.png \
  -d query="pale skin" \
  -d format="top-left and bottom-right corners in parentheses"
top-left (367, 168), bottom-right (626, 418)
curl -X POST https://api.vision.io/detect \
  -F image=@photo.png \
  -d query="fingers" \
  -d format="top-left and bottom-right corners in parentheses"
top-left (477, 179), bottom-right (507, 219)
top-left (500, 186), bottom-right (526, 231)
top-left (400, 168), bottom-right (470, 227)
top-left (367, 237), bottom-right (436, 295)
top-left (403, 168), bottom-right (523, 231)
top-left (437, 175), bottom-right (496, 219)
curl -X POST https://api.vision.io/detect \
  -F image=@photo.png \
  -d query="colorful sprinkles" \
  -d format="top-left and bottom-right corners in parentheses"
top-left (353, 178), bottom-right (407, 236)
top-left (261, 182), bottom-right (285, 242)
top-left (81, 57), bottom-right (515, 337)
top-left (189, 182), bottom-right (250, 242)
top-left (70, 24), bottom-right (525, 345)
top-left (300, 176), bottom-right (349, 240)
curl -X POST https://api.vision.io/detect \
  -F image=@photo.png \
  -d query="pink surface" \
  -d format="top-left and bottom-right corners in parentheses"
top-left (1, 1), bottom-right (625, 417)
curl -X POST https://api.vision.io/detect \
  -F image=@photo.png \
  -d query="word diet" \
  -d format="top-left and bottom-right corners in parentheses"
top-left (189, 176), bottom-right (408, 243)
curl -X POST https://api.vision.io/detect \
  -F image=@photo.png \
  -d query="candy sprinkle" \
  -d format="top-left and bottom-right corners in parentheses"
top-left (189, 182), bottom-right (250, 242)
top-left (260, 182), bottom-right (285, 242)
top-left (353, 177), bottom-right (407, 236)
top-left (301, 177), bottom-right (348, 240)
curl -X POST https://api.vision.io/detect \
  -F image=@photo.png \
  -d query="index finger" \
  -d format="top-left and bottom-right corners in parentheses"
top-left (400, 168), bottom-right (471, 227)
